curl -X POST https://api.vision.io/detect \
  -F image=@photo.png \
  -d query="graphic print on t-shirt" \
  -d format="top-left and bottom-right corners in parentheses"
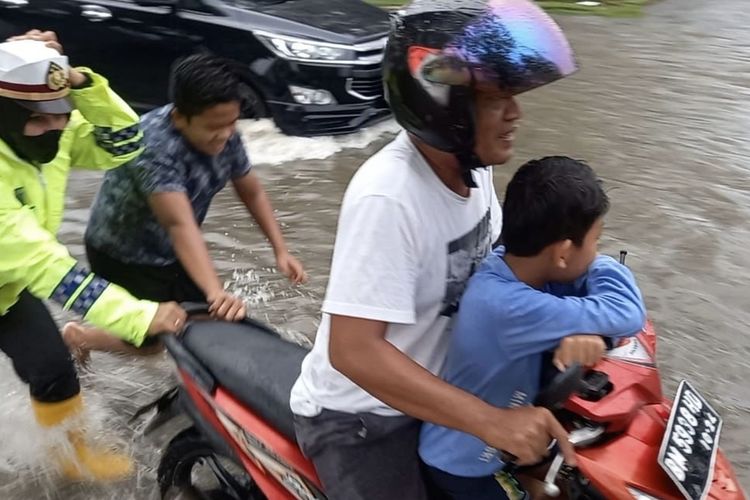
top-left (441, 208), bottom-right (492, 316)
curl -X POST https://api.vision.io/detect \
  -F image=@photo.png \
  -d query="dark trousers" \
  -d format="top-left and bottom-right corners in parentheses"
top-left (294, 409), bottom-right (431, 500)
top-left (86, 244), bottom-right (205, 304)
top-left (0, 291), bottom-right (80, 403)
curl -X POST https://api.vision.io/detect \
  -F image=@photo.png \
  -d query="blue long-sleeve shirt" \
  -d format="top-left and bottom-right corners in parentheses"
top-left (419, 247), bottom-right (646, 477)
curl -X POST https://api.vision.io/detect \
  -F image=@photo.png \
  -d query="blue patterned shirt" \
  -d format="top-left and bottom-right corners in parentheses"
top-left (85, 104), bottom-right (251, 266)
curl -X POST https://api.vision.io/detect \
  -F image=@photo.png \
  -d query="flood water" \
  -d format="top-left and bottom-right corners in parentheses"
top-left (1, 0), bottom-right (749, 497)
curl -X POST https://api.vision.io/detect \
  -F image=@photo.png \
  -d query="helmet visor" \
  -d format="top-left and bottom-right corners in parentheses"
top-left (420, 0), bottom-right (578, 94)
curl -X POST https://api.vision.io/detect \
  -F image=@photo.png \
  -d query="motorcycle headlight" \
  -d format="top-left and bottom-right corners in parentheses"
top-left (255, 31), bottom-right (355, 64)
top-left (626, 486), bottom-right (662, 500)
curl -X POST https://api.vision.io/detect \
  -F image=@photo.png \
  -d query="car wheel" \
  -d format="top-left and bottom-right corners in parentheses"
top-left (239, 85), bottom-right (267, 120)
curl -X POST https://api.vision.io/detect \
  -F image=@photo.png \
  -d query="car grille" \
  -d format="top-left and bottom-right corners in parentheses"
top-left (347, 75), bottom-right (383, 101)
top-left (302, 106), bottom-right (391, 135)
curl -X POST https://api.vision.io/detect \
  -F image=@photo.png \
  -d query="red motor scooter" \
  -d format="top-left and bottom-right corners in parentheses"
top-left (137, 303), bottom-right (746, 500)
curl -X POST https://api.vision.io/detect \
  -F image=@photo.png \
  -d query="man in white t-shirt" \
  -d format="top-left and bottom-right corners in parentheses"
top-left (290, 1), bottom-right (580, 498)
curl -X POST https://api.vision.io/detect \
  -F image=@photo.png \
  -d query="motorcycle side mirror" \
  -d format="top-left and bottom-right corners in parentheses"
top-left (534, 363), bottom-right (584, 410)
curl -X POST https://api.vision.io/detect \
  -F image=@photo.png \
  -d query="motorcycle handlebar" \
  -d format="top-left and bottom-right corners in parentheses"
top-left (534, 362), bottom-right (584, 410)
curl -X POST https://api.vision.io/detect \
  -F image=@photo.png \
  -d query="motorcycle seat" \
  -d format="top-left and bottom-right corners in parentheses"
top-left (181, 318), bottom-right (309, 442)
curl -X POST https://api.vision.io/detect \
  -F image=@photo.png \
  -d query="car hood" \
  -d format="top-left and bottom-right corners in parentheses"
top-left (221, 0), bottom-right (391, 43)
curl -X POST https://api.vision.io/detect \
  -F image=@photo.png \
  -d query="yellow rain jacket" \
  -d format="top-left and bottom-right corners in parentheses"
top-left (0, 68), bottom-right (157, 346)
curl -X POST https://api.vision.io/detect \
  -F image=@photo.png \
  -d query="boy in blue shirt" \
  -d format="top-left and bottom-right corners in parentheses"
top-left (419, 156), bottom-right (647, 499)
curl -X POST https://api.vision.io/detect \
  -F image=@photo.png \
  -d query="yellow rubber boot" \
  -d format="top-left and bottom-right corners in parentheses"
top-left (31, 394), bottom-right (133, 481)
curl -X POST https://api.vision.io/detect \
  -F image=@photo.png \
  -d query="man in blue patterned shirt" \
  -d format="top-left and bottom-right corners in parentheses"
top-left (64, 54), bottom-right (306, 358)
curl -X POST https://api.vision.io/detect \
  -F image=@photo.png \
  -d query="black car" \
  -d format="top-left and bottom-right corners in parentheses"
top-left (0, 0), bottom-right (392, 136)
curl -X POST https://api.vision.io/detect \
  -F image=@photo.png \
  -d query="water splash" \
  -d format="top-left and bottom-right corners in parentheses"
top-left (238, 118), bottom-right (399, 166)
top-left (0, 346), bottom-right (179, 499)
top-left (224, 268), bottom-right (314, 348)
top-left (225, 268), bottom-right (276, 305)
top-left (0, 365), bottom-right (52, 481)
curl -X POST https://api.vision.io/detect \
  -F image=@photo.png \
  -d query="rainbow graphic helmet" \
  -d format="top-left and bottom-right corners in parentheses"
top-left (383, 0), bottom-right (578, 184)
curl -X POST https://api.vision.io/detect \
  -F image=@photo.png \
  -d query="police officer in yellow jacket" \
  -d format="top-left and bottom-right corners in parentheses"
top-left (0, 31), bottom-right (187, 481)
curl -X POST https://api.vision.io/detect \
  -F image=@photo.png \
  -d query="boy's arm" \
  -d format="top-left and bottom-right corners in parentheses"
top-left (553, 335), bottom-right (607, 370)
top-left (147, 191), bottom-right (246, 321)
top-left (476, 255), bottom-right (646, 361)
top-left (231, 171), bottom-right (306, 284)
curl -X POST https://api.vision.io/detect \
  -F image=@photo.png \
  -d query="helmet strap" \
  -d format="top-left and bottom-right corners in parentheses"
top-left (456, 149), bottom-right (484, 188)
top-left (455, 73), bottom-right (482, 189)
top-left (461, 168), bottom-right (477, 188)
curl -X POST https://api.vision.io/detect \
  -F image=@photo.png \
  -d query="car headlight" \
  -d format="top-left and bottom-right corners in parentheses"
top-left (255, 31), bottom-right (355, 63)
top-left (288, 85), bottom-right (336, 105)
top-left (626, 486), bottom-right (662, 500)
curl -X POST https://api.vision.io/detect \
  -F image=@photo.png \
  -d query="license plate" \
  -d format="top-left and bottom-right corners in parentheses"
top-left (658, 380), bottom-right (723, 500)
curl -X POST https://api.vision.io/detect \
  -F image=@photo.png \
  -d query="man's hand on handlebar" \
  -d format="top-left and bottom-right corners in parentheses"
top-left (478, 406), bottom-right (576, 467)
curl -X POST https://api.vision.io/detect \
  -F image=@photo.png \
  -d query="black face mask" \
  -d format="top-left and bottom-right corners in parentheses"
top-left (5, 129), bottom-right (63, 164)
top-left (0, 98), bottom-right (64, 165)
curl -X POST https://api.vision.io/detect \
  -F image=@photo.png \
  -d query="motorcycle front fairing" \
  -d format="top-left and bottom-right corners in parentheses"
top-left (563, 322), bottom-right (745, 499)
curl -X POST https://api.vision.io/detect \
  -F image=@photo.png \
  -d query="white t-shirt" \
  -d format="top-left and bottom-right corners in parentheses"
top-left (290, 132), bottom-right (502, 417)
